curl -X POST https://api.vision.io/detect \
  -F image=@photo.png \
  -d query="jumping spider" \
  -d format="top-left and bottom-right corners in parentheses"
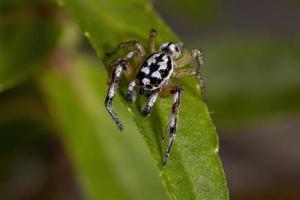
top-left (105, 29), bottom-right (205, 165)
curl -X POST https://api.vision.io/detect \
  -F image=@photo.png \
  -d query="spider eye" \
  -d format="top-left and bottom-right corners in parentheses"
top-left (159, 42), bottom-right (170, 51)
top-left (160, 42), bottom-right (182, 59)
top-left (169, 44), bottom-right (177, 52)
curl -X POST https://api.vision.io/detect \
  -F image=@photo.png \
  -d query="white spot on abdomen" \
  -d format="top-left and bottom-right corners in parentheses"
top-left (158, 65), bottom-right (167, 70)
top-left (141, 67), bottom-right (150, 74)
top-left (151, 71), bottom-right (162, 79)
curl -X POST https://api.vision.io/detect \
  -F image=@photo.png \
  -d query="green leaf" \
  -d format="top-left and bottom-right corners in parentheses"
top-left (39, 57), bottom-right (169, 200)
top-left (58, 0), bottom-right (229, 199)
top-left (0, 0), bottom-right (61, 92)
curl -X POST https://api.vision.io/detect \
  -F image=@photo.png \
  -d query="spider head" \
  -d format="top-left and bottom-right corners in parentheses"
top-left (160, 42), bottom-right (182, 59)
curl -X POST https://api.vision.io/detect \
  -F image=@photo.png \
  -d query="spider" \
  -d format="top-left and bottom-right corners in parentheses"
top-left (105, 29), bottom-right (205, 165)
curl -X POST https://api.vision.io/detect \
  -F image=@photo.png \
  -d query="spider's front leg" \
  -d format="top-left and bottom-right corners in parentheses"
top-left (105, 43), bottom-right (145, 131)
top-left (175, 49), bottom-right (206, 101)
top-left (106, 40), bottom-right (145, 58)
top-left (160, 84), bottom-right (184, 165)
top-left (105, 60), bottom-right (125, 131)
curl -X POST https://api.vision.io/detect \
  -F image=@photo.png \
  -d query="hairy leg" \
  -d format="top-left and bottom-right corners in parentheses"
top-left (105, 49), bottom-right (144, 131)
top-left (106, 40), bottom-right (145, 58)
top-left (142, 92), bottom-right (159, 116)
top-left (149, 28), bottom-right (157, 54)
top-left (175, 49), bottom-right (206, 101)
top-left (105, 61), bottom-right (125, 131)
top-left (160, 84), bottom-right (183, 165)
top-left (127, 80), bottom-right (138, 102)
top-left (173, 68), bottom-right (196, 77)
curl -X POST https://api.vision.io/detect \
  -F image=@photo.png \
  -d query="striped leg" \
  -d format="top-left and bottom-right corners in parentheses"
top-left (142, 92), bottom-right (159, 116)
top-left (162, 85), bottom-right (183, 165)
top-left (105, 49), bottom-right (143, 131)
top-left (105, 61), bottom-right (125, 131)
top-left (127, 80), bottom-right (138, 102)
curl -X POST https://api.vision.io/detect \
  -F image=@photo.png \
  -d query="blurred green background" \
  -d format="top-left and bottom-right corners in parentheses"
top-left (1, 0), bottom-right (300, 199)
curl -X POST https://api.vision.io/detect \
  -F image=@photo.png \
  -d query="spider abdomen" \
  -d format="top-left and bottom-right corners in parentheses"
top-left (136, 51), bottom-right (174, 91)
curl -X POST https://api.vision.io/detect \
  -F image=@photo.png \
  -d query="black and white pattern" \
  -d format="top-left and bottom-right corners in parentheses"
top-left (163, 86), bottom-right (183, 165)
top-left (160, 42), bottom-right (182, 59)
top-left (127, 80), bottom-right (137, 102)
top-left (105, 63), bottom-right (124, 131)
top-left (142, 92), bottom-right (159, 116)
top-left (136, 52), bottom-right (174, 91)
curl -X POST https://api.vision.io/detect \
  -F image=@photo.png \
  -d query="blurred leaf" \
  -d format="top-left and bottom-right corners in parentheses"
top-left (0, 0), bottom-right (61, 92)
top-left (201, 37), bottom-right (300, 126)
top-left (0, 82), bottom-right (48, 124)
top-left (39, 57), bottom-right (169, 200)
top-left (0, 85), bottom-right (63, 199)
top-left (0, 119), bottom-right (52, 174)
top-left (0, 119), bottom-right (54, 199)
top-left (60, 0), bottom-right (229, 199)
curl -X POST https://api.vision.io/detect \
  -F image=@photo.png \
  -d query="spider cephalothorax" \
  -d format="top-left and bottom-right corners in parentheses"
top-left (105, 29), bottom-right (205, 165)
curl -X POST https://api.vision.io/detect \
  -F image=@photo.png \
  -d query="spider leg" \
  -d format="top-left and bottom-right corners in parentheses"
top-left (173, 68), bottom-right (196, 77)
top-left (105, 50), bottom-right (143, 131)
top-left (142, 92), bottom-right (159, 116)
top-left (107, 40), bottom-right (145, 82)
top-left (175, 49), bottom-right (206, 101)
top-left (105, 60), bottom-right (125, 131)
top-left (106, 40), bottom-right (145, 58)
top-left (160, 85), bottom-right (183, 165)
top-left (149, 28), bottom-right (157, 54)
top-left (127, 80), bottom-right (138, 102)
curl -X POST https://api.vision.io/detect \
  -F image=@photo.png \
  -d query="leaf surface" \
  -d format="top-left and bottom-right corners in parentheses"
top-left (0, 0), bottom-right (61, 91)
top-left (39, 57), bottom-right (169, 200)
